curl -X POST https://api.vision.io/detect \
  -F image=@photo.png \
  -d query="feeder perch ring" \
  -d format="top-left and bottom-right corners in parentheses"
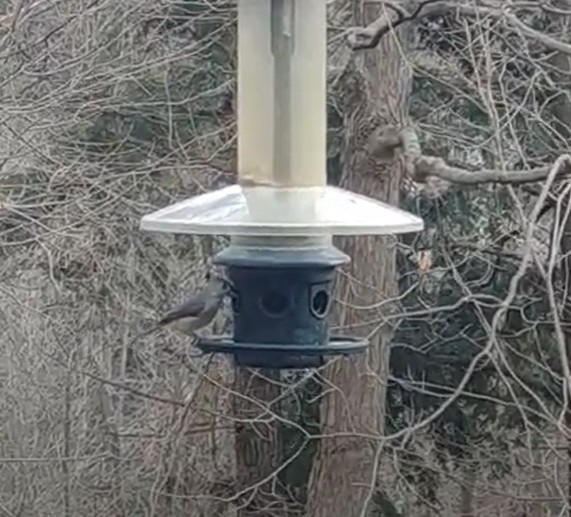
top-left (195, 335), bottom-right (368, 357)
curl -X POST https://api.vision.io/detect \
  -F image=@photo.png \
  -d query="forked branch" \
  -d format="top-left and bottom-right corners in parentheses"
top-left (369, 126), bottom-right (570, 185)
top-left (347, 0), bottom-right (571, 56)
top-left (346, 1), bottom-right (453, 50)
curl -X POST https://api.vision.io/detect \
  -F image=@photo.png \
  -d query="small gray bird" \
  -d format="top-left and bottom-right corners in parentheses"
top-left (129, 275), bottom-right (231, 346)
top-left (157, 274), bottom-right (231, 336)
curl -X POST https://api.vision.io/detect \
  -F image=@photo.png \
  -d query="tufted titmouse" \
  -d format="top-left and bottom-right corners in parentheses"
top-left (156, 274), bottom-right (231, 336)
top-left (129, 274), bottom-right (232, 346)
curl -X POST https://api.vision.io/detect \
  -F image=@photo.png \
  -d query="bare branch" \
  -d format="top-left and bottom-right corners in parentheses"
top-left (505, 11), bottom-right (571, 56)
top-left (412, 155), bottom-right (554, 185)
top-left (346, 1), bottom-right (451, 50)
top-left (347, 1), bottom-right (571, 57)
top-left (77, 367), bottom-right (186, 407)
top-left (371, 126), bottom-right (570, 184)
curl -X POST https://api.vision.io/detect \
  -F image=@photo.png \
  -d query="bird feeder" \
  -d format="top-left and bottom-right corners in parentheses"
top-left (140, 0), bottom-right (423, 369)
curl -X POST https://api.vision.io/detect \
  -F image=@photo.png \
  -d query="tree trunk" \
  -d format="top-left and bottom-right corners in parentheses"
top-left (306, 4), bottom-right (412, 517)
top-left (527, 442), bottom-right (545, 517)
top-left (548, 5), bottom-right (571, 515)
top-left (459, 469), bottom-right (475, 517)
top-left (233, 367), bottom-right (288, 517)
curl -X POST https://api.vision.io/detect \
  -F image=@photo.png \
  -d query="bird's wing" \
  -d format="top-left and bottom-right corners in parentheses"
top-left (158, 297), bottom-right (206, 326)
top-left (203, 291), bottom-right (225, 313)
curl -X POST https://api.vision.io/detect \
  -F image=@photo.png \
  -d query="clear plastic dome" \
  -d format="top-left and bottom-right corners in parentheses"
top-left (140, 185), bottom-right (424, 236)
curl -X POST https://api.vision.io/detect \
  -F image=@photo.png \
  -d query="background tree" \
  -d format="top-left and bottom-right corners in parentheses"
top-left (4, 1), bottom-right (571, 516)
top-left (352, 1), bottom-right (571, 514)
top-left (307, 2), bottom-right (412, 516)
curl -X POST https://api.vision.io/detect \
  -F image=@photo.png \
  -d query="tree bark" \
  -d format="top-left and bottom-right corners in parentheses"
top-left (233, 367), bottom-right (287, 517)
top-left (306, 4), bottom-right (411, 517)
top-left (459, 469), bottom-right (475, 517)
top-left (547, 5), bottom-right (571, 515)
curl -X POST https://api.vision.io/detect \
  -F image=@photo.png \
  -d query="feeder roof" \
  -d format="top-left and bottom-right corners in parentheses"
top-left (140, 184), bottom-right (423, 236)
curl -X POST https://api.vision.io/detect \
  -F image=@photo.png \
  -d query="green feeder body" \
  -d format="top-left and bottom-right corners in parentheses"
top-left (197, 245), bottom-right (365, 368)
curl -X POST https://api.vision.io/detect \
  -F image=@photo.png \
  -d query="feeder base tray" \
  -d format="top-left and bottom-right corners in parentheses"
top-left (195, 335), bottom-right (368, 369)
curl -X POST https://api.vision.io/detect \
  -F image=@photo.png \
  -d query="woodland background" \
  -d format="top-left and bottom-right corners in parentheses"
top-left (1, 0), bottom-right (571, 516)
